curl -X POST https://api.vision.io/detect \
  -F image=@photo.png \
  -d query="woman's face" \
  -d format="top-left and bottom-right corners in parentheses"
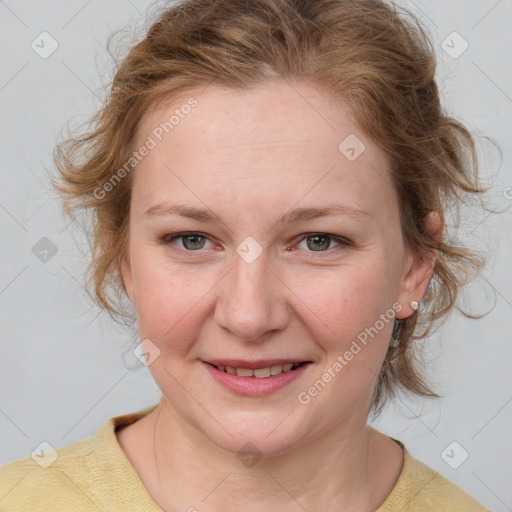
top-left (121, 79), bottom-right (436, 455)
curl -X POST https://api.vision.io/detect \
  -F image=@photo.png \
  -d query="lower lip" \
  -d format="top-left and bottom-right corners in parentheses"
top-left (202, 362), bottom-right (311, 396)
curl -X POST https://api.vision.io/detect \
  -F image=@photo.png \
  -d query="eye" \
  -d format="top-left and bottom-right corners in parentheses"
top-left (160, 232), bottom-right (215, 251)
top-left (295, 233), bottom-right (351, 253)
top-left (159, 231), bottom-right (351, 255)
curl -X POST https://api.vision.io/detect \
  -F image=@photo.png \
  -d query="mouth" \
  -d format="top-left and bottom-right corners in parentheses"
top-left (203, 359), bottom-right (312, 378)
top-left (202, 359), bottom-right (313, 396)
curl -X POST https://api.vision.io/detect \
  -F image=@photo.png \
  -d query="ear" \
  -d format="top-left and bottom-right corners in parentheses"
top-left (395, 211), bottom-right (443, 319)
top-left (120, 251), bottom-right (136, 306)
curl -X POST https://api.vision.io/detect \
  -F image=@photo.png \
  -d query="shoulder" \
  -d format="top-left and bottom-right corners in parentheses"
top-left (0, 436), bottom-right (98, 511)
top-left (405, 461), bottom-right (489, 511)
top-left (378, 440), bottom-right (491, 512)
top-left (0, 405), bottom-right (160, 511)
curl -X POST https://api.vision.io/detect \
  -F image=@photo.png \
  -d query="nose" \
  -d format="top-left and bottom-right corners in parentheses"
top-left (214, 248), bottom-right (290, 343)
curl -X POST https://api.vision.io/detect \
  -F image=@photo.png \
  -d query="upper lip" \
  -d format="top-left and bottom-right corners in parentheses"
top-left (203, 359), bottom-right (311, 370)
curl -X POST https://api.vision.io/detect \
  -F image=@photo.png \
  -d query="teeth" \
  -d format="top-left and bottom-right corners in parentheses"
top-left (270, 365), bottom-right (283, 375)
top-left (215, 362), bottom-right (303, 378)
top-left (253, 367), bottom-right (271, 378)
top-left (236, 368), bottom-right (253, 377)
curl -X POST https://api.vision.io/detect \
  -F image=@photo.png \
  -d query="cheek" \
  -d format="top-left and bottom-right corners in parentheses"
top-left (130, 252), bottom-right (218, 354)
top-left (298, 269), bottom-right (395, 402)
top-left (295, 260), bottom-right (396, 349)
top-left (130, 241), bottom-right (399, 365)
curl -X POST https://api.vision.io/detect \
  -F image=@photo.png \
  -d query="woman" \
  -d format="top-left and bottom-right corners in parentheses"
top-left (0, 0), bottom-right (492, 510)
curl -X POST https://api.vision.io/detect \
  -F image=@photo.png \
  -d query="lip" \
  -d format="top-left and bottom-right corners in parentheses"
top-left (203, 358), bottom-right (309, 370)
top-left (202, 360), bottom-right (312, 397)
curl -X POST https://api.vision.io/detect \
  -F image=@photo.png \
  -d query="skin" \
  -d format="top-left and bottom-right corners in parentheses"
top-left (118, 79), bottom-right (442, 511)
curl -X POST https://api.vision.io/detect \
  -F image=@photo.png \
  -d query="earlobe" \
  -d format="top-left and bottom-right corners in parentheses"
top-left (396, 211), bottom-right (443, 319)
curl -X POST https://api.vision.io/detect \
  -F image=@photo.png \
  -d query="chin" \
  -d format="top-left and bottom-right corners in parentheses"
top-left (195, 409), bottom-right (309, 459)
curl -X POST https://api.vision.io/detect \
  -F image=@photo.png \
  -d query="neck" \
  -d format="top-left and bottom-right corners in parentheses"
top-left (143, 397), bottom-right (392, 512)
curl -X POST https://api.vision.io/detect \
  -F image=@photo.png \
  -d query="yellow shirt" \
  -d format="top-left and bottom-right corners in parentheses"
top-left (0, 405), bottom-right (490, 511)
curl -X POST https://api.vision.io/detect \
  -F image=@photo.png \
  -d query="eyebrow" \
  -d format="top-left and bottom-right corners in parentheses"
top-left (142, 203), bottom-right (371, 225)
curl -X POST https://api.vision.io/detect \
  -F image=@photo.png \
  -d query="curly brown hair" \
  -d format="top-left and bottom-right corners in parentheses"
top-left (51, 0), bottom-right (490, 418)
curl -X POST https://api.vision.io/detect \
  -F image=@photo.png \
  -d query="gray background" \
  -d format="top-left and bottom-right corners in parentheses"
top-left (0, 0), bottom-right (511, 510)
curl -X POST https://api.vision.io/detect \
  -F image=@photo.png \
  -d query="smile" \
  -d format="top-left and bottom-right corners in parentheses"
top-left (208, 362), bottom-right (306, 378)
top-left (202, 360), bottom-right (312, 396)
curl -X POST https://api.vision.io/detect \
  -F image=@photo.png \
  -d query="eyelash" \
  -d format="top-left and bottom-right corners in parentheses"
top-left (159, 231), bottom-right (351, 256)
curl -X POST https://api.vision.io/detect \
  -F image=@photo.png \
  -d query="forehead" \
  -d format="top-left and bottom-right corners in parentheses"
top-left (136, 80), bottom-right (361, 151)
top-left (131, 80), bottom-right (396, 221)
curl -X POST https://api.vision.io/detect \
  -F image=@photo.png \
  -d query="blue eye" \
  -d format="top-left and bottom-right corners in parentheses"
top-left (159, 231), bottom-right (351, 254)
top-left (296, 233), bottom-right (349, 252)
top-left (161, 232), bottom-right (214, 251)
